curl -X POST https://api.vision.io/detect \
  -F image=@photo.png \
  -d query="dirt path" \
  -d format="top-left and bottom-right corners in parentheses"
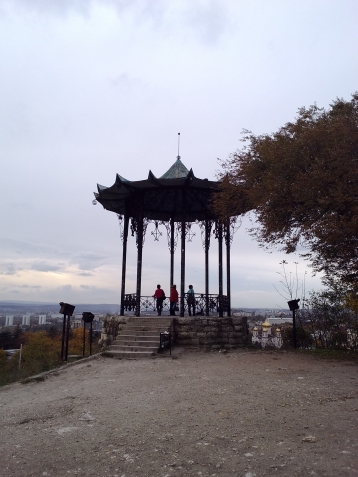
top-left (0, 349), bottom-right (357, 477)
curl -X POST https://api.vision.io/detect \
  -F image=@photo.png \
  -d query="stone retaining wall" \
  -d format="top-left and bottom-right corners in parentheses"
top-left (100, 316), bottom-right (130, 346)
top-left (99, 315), bottom-right (249, 350)
top-left (173, 316), bottom-right (248, 349)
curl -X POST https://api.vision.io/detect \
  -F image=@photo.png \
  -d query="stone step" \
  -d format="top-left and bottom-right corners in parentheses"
top-left (109, 344), bottom-right (158, 353)
top-left (123, 324), bottom-right (170, 329)
top-left (104, 317), bottom-right (172, 359)
top-left (104, 350), bottom-right (156, 359)
top-left (112, 339), bottom-right (159, 347)
top-left (117, 328), bottom-right (167, 335)
top-left (124, 320), bottom-right (171, 324)
top-left (115, 336), bottom-right (160, 343)
top-left (128, 318), bottom-right (173, 325)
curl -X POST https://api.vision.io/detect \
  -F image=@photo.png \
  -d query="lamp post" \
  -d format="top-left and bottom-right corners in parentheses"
top-left (82, 312), bottom-right (95, 357)
top-left (287, 299), bottom-right (300, 349)
top-left (59, 302), bottom-right (75, 361)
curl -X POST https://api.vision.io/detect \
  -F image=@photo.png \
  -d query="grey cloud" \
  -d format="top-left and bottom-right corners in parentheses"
top-left (110, 73), bottom-right (142, 90)
top-left (20, 284), bottom-right (42, 288)
top-left (0, 238), bottom-right (63, 257)
top-left (0, 0), bottom-right (158, 19)
top-left (7, 201), bottom-right (34, 212)
top-left (0, 0), bottom-right (92, 17)
top-left (31, 261), bottom-right (63, 272)
top-left (0, 263), bottom-right (22, 275)
top-left (78, 272), bottom-right (94, 277)
top-left (73, 252), bottom-right (106, 260)
top-left (186, 2), bottom-right (228, 44)
top-left (0, 0), bottom-right (228, 45)
top-left (59, 284), bottom-right (72, 293)
top-left (70, 252), bottom-right (107, 271)
top-left (78, 284), bottom-right (117, 293)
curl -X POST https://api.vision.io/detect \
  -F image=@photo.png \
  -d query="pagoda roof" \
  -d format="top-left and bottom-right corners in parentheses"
top-left (94, 157), bottom-right (221, 222)
top-left (160, 157), bottom-right (189, 179)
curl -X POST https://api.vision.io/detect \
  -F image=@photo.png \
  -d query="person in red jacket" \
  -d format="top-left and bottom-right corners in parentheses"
top-left (170, 284), bottom-right (179, 316)
top-left (153, 284), bottom-right (165, 316)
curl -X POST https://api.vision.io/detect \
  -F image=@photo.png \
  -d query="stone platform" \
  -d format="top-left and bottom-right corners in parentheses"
top-left (101, 315), bottom-right (248, 358)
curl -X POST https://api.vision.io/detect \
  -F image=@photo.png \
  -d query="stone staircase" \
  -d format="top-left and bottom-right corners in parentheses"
top-left (103, 316), bottom-right (173, 359)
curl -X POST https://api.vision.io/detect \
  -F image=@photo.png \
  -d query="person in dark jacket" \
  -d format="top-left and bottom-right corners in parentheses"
top-left (170, 284), bottom-right (179, 316)
top-left (186, 284), bottom-right (195, 316)
top-left (153, 284), bottom-right (165, 316)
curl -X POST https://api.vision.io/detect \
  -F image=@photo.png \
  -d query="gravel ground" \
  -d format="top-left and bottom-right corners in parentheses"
top-left (0, 349), bottom-right (357, 477)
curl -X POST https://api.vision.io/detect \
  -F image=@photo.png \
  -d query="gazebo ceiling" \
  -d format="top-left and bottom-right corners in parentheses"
top-left (94, 157), bottom-right (219, 222)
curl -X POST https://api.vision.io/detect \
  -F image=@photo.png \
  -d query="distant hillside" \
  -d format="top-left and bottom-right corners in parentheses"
top-left (0, 300), bottom-right (120, 315)
top-left (0, 300), bottom-right (281, 315)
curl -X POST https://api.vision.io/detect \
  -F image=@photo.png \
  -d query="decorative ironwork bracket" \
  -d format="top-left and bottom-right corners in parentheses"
top-left (151, 220), bottom-right (163, 241)
top-left (117, 214), bottom-right (124, 242)
top-left (225, 217), bottom-right (241, 247)
top-left (130, 217), bottom-right (149, 248)
top-left (198, 220), bottom-right (213, 251)
top-left (177, 222), bottom-right (196, 242)
top-left (162, 220), bottom-right (179, 253)
top-left (214, 220), bottom-right (222, 240)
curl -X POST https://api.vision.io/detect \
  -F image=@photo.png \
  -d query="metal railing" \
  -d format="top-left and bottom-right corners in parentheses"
top-left (122, 293), bottom-right (228, 315)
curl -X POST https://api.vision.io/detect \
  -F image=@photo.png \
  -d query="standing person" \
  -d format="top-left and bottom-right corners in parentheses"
top-left (153, 284), bottom-right (165, 316)
top-left (186, 284), bottom-right (196, 317)
top-left (170, 284), bottom-right (179, 316)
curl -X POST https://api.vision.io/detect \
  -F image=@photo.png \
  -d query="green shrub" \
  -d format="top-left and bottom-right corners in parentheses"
top-left (282, 326), bottom-right (313, 349)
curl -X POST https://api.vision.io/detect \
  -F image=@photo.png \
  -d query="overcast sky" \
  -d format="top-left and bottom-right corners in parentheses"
top-left (1, 0), bottom-right (357, 309)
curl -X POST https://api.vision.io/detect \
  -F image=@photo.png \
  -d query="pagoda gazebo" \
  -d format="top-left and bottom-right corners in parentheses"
top-left (94, 156), bottom-right (237, 317)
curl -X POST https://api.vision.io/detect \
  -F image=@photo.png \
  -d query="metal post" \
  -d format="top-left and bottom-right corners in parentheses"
top-left (180, 187), bottom-right (186, 317)
top-left (226, 221), bottom-right (231, 317)
top-left (61, 314), bottom-right (66, 360)
top-left (65, 314), bottom-right (71, 361)
top-left (135, 215), bottom-right (144, 317)
top-left (120, 213), bottom-right (129, 316)
top-left (170, 218), bottom-right (174, 287)
top-left (218, 222), bottom-right (223, 317)
top-left (90, 320), bottom-right (93, 356)
top-left (293, 309), bottom-right (297, 349)
top-left (82, 321), bottom-right (86, 357)
top-left (180, 219), bottom-right (185, 317)
top-left (19, 344), bottom-right (22, 370)
top-left (288, 299), bottom-right (300, 349)
top-left (205, 218), bottom-right (210, 316)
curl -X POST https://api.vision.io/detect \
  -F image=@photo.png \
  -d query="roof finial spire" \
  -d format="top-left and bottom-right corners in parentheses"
top-left (177, 132), bottom-right (180, 160)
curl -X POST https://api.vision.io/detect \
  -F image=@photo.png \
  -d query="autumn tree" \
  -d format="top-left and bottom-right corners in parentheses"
top-left (22, 331), bottom-right (60, 371)
top-left (215, 93), bottom-right (358, 284)
top-left (68, 327), bottom-right (87, 355)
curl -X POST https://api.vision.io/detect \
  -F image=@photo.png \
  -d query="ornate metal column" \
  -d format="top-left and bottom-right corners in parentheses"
top-left (170, 218), bottom-right (175, 287)
top-left (199, 218), bottom-right (212, 316)
top-left (135, 215), bottom-right (143, 316)
top-left (131, 212), bottom-right (148, 317)
top-left (225, 220), bottom-right (231, 317)
top-left (180, 190), bottom-right (186, 317)
top-left (205, 219), bottom-right (212, 316)
top-left (119, 213), bottom-right (129, 316)
top-left (180, 223), bottom-right (186, 316)
top-left (162, 219), bottom-right (178, 289)
top-left (216, 221), bottom-right (224, 317)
